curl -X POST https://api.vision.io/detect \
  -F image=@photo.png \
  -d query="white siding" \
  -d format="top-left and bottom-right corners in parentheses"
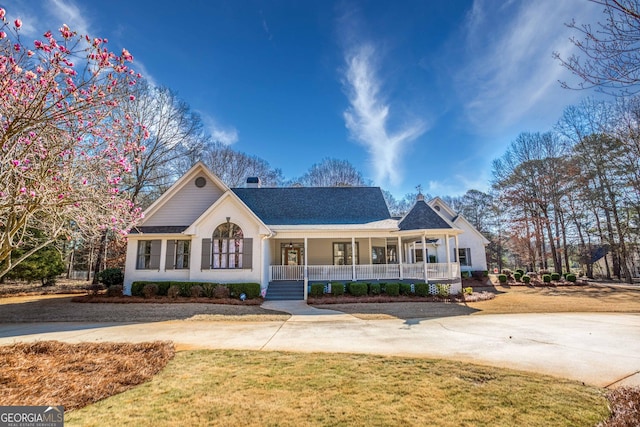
top-left (143, 174), bottom-right (224, 226)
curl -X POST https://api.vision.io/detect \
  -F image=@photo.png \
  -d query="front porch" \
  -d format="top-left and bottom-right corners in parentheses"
top-left (269, 262), bottom-right (460, 282)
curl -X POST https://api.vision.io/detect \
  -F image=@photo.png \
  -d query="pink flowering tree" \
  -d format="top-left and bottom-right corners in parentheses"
top-left (0, 9), bottom-right (144, 278)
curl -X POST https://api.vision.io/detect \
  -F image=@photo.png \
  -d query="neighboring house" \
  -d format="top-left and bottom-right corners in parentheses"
top-left (123, 162), bottom-right (490, 298)
top-left (592, 245), bottom-right (640, 278)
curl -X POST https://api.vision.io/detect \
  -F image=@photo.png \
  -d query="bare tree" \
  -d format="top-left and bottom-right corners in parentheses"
top-left (555, 0), bottom-right (640, 94)
top-left (202, 142), bottom-right (284, 188)
top-left (292, 158), bottom-right (368, 187)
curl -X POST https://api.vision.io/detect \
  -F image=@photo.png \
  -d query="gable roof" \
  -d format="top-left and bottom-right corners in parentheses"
top-left (231, 187), bottom-right (391, 225)
top-left (398, 200), bottom-right (453, 231)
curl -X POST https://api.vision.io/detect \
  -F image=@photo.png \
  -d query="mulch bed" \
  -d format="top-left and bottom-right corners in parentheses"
top-left (308, 291), bottom-right (496, 305)
top-left (0, 341), bottom-right (175, 410)
top-left (71, 295), bottom-right (263, 305)
top-left (601, 387), bottom-right (640, 426)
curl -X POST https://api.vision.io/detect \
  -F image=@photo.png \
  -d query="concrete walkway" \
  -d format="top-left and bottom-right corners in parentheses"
top-left (0, 301), bottom-right (639, 389)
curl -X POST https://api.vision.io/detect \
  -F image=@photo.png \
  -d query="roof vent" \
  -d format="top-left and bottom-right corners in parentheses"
top-left (416, 193), bottom-right (425, 202)
top-left (246, 177), bottom-right (261, 188)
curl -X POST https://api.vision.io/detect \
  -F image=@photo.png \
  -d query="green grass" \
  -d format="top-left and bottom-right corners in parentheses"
top-left (66, 350), bottom-right (609, 427)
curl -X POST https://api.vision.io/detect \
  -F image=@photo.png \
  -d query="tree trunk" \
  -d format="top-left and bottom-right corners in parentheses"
top-left (92, 232), bottom-right (108, 285)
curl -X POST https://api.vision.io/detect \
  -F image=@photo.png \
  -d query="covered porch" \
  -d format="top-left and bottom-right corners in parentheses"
top-left (265, 231), bottom-right (462, 284)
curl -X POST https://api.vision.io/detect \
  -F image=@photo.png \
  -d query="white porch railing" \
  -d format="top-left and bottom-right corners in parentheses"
top-left (269, 263), bottom-right (459, 282)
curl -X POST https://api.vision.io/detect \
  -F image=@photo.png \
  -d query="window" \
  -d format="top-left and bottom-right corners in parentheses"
top-left (166, 240), bottom-right (191, 270)
top-left (213, 222), bottom-right (244, 269)
top-left (136, 240), bottom-right (161, 269)
top-left (457, 248), bottom-right (472, 266)
top-left (372, 246), bottom-right (385, 264)
top-left (333, 242), bottom-right (359, 265)
top-left (414, 248), bottom-right (424, 263)
top-left (387, 245), bottom-right (398, 264)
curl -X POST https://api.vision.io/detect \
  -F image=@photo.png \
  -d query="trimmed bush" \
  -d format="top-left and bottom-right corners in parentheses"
top-left (331, 282), bottom-right (345, 296)
top-left (471, 271), bottom-right (484, 279)
top-left (551, 272), bottom-right (561, 281)
top-left (566, 273), bottom-right (577, 282)
top-left (483, 270), bottom-right (489, 277)
top-left (142, 283), bottom-right (158, 298)
top-left (502, 269), bottom-right (513, 279)
top-left (461, 271), bottom-right (470, 279)
top-left (97, 268), bottom-right (124, 287)
top-left (435, 283), bottom-right (451, 297)
top-left (543, 274), bottom-right (552, 283)
top-left (515, 268), bottom-right (525, 276)
top-left (213, 285), bottom-right (230, 299)
top-left (190, 285), bottom-right (204, 298)
top-left (399, 283), bottom-right (412, 295)
top-left (310, 283), bottom-right (325, 297)
top-left (522, 275), bottom-right (531, 284)
top-left (415, 283), bottom-right (429, 297)
top-left (201, 283), bottom-right (217, 298)
top-left (228, 283), bottom-right (261, 299)
top-left (463, 287), bottom-right (473, 296)
top-left (498, 274), bottom-right (507, 283)
top-left (385, 283), bottom-right (400, 296)
top-left (106, 285), bottom-right (123, 297)
top-left (514, 272), bottom-right (522, 281)
top-left (348, 282), bottom-right (368, 297)
top-left (368, 283), bottom-right (381, 295)
top-left (167, 285), bottom-right (180, 299)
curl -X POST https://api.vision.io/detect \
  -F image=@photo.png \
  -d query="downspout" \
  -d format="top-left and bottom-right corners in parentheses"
top-left (304, 237), bottom-right (308, 301)
top-left (422, 233), bottom-right (428, 282)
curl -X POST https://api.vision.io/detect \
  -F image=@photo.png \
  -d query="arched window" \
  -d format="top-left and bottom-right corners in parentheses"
top-left (212, 222), bottom-right (244, 269)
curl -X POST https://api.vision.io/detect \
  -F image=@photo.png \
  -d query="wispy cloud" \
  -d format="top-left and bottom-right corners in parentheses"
top-left (199, 112), bottom-right (239, 145)
top-left (342, 44), bottom-right (426, 186)
top-left (455, 0), bottom-right (602, 135)
top-left (47, 0), bottom-right (90, 37)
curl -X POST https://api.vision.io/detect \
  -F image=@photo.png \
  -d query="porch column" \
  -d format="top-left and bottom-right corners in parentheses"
top-left (351, 237), bottom-right (356, 281)
top-left (454, 234), bottom-right (459, 278)
top-left (422, 234), bottom-right (428, 282)
top-left (397, 236), bottom-right (403, 280)
top-left (303, 237), bottom-right (308, 301)
top-left (445, 234), bottom-right (451, 279)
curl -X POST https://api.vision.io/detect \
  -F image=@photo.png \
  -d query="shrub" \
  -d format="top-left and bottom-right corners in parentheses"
top-left (543, 274), bottom-right (552, 283)
top-left (461, 271), bottom-right (470, 279)
top-left (331, 282), bottom-right (345, 296)
top-left (566, 273), bottom-right (577, 282)
top-left (514, 272), bottom-right (522, 281)
top-left (202, 283), bottom-right (217, 298)
top-left (349, 282), bottom-right (368, 297)
top-left (106, 285), bottom-right (123, 297)
top-left (435, 283), bottom-right (451, 297)
top-left (167, 285), bottom-right (180, 299)
top-left (483, 270), bottom-right (489, 277)
top-left (86, 283), bottom-right (104, 296)
top-left (310, 283), bottom-right (325, 297)
top-left (471, 271), bottom-right (484, 280)
top-left (97, 268), bottom-right (124, 287)
top-left (131, 281), bottom-right (145, 297)
top-left (498, 274), bottom-right (507, 283)
top-left (463, 287), bottom-right (473, 296)
top-left (522, 275), bottom-right (531, 284)
top-left (415, 283), bottom-right (429, 297)
top-left (368, 283), bottom-right (381, 295)
top-left (515, 268), bottom-right (525, 276)
top-left (213, 285), bottom-right (230, 299)
top-left (385, 283), bottom-right (400, 296)
top-left (142, 283), bottom-right (158, 298)
top-left (156, 282), bottom-right (171, 296)
top-left (190, 285), bottom-right (204, 298)
top-left (551, 272), bottom-right (561, 281)
top-left (228, 283), bottom-right (261, 299)
top-left (399, 283), bottom-right (412, 295)
top-left (502, 269), bottom-right (513, 279)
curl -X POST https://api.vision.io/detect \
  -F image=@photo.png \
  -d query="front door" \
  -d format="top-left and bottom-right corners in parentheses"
top-left (286, 248), bottom-right (300, 266)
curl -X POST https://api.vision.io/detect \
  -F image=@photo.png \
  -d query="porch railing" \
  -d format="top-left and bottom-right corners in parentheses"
top-left (269, 263), bottom-right (459, 282)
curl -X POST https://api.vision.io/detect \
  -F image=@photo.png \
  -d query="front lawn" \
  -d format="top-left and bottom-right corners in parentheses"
top-left (64, 349), bottom-right (609, 426)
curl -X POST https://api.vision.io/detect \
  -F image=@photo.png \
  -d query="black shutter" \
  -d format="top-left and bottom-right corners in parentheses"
top-left (201, 238), bottom-right (211, 270)
top-left (243, 238), bottom-right (253, 269)
top-left (149, 240), bottom-right (161, 270)
top-left (165, 240), bottom-right (176, 270)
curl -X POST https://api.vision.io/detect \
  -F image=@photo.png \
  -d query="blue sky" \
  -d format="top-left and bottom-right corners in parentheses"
top-left (6, 0), bottom-right (603, 198)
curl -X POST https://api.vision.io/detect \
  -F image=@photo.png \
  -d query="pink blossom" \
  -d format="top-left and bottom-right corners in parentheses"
top-left (11, 160), bottom-right (20, 167)
top-left (19, 187), bottom-right (26, 194)
top-left (129, 95), bottom-right (135, 101)
top-left (121, 48), bottom-right (133, 61)
top-left (14, 19), bottom-right (22, 29)
top-left (0, 32), bottom-right (6, 39)
top-left (29, 191), bottom-right (36, 197)
top-left (0, 8), bottom-right (5, 20)
top-left (58, 194), bottom-right (64, 199)
top-left (59, 24), bottom-right (73, 38)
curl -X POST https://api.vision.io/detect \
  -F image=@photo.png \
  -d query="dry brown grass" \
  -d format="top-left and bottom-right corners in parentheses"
top-left (0, 341), bottom-right (174, 410)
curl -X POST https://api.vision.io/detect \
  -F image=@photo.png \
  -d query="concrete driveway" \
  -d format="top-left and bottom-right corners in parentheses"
top-left (1, 301), bottom-right (639, 389)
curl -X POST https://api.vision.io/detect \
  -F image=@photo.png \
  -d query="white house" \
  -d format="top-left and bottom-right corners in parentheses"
top-left (123, 162), bottom-right (490, 299)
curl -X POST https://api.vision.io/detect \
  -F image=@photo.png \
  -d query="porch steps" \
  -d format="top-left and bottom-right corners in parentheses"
top-left (266, 281), bottom-right (304, 301)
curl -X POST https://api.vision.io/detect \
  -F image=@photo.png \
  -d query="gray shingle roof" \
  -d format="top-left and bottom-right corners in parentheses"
top-left (232, 187), bottom-right (391, 225)
top-left (130, 226), bottom-right (189, 234)
top-left (399, 200), bottom-right (452, 230)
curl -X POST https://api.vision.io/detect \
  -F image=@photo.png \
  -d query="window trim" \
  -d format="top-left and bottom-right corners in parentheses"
top-left (333, 242), bottom-right (359, 265)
